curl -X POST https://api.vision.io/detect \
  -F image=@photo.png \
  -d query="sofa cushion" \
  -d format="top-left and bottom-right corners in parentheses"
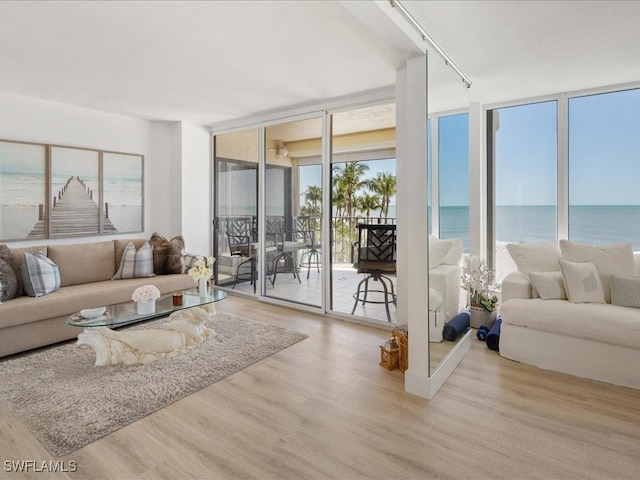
top-left (443, 238), bottom-right (463, 265)
top-left (20, 252), bottom-right (61, 297)
top-left (610, 274), bottom-right (640, 309)
top-left (428, 235), bottom-right (452, 269)
top-left (500, 298), bottom-right (640, 350)
top-left (559, 240), bottom-right (635, 303)
top-left (559, 260), bottom-right (605, 304)
top-left (48, 241), bottom-right (116, 287)
top-left (149, 232), bottom-right (185, 275)
top-left (113, 242), bottom-right (155, 279)
top-left (0, 244), bottom-right (23, 300)
top-left (10, 245), bottom-right (48, 267)
top-left (506, 242), bottom-right (561, 274)
top-left (529, 271), bottom-right (567, 300)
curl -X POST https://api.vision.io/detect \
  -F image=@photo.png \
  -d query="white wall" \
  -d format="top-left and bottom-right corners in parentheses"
top-left (179, 122), bottom-right (212, 255)
top-left (0, 91), bottom-right (181, 248)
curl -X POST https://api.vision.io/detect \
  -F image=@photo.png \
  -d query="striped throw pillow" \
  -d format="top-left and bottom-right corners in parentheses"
top-left (182, 253), bottom-right (204, 274)
top-left (112, 242), bottom-right (155, 280)
top-left (21, 252), bottom-right (61, 297)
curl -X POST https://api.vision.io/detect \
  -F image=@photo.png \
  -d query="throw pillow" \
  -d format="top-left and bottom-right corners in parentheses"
top-left (442, 237), bottom-right (463, 265)
top-left (149, 233), bottom-right (185, 275)
top-left (428, 235), bottom-right (452, 269)
top-left (558, 259), bottom-right (605, 304)
top-left (506, 242), bottom-right (561, 274)
top-left (20, 252), bottom-right (61, 297)
top-left (182, 253), bottom-right (204, 274)
top-left (610, 274), bottom-right (640, 309)
top-left (559, 240), bottom-right (635, 303)
top-left (0, 244), bottom-right (23, 300)
top-left (528, 271), bottom-right (567, 300)
top-left (112, 242), bottom-right (155, 280)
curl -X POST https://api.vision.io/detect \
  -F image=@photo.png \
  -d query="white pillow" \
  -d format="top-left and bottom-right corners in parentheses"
top-left (182, 253), bottom-right (204, 274)
top-left (558, 260), bottom-right (605, 304)
top-left (559, 240), bottom-right (635, 303)
top-left (112, 242), bottom-right (155, 280)
top-left (506, 242), bottom-right (561, 274)
top-left (610, 274), bottom-right (640, 308)
top-left (20, 252), bottom-right (61, 297)
top-left (529, 271), bottom-right (567, 300)
top-left (428, 235), bottom-right (452, 269)
top-left (442, 237), bottom-right (463, 265)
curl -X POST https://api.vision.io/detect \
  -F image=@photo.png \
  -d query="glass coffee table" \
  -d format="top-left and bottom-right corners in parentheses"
top-left (67, 288), bottom-right (227, 329)
top-left (67, 288), bottom-right (227, 366)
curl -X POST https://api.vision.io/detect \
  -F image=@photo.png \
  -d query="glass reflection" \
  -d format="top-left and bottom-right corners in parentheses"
top-left (428, 53), bottom-right (470, 375)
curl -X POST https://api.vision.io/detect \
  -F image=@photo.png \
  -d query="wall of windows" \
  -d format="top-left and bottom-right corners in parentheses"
top-left (488, 86), bottom-right (640, 279)
top-left (568, 89), bottom-right (640, 250)
top-left (490, 101), bottom-right (558, 281)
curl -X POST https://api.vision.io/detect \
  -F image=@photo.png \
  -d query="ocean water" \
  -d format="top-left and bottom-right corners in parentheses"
top-left (0, 172), bottom-right (141, 208)
top-left (0, 172), bottom-right (46, 206)
top-left (439, 205), bottom-right (640, 251)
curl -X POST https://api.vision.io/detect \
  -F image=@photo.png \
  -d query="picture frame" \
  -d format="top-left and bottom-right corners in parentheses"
top-left (50, 146), bottom-right (100, 237)
top-left (0, 139), bottom-right (47, 241)
top-left (102, 152), bottom-right (144, 234)
top-left (0, 138), bottom-right (144, 241)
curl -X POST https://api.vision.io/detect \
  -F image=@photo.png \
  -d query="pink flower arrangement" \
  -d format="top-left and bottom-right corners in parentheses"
top-left (131, 284), bottom-right (160, 303)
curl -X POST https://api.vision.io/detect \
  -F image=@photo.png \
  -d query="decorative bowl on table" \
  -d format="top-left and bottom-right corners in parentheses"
top-left (79, 307), bottom-right (106, 319)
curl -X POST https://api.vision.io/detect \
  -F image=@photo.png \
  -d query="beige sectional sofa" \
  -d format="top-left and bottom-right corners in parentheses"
top-left (0, 239), bottom-right (195, 358)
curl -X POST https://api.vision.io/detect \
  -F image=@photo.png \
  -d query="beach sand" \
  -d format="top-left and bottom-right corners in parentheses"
top-left (0, 205), bottom-right (42, 240)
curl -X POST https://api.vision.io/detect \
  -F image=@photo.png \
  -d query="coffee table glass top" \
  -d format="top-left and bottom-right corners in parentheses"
top-left (66, 288), bottom-right (226, 328)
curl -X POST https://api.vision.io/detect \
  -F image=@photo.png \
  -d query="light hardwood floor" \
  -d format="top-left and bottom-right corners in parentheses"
top-left (1, 294), bottom-right (640, 480)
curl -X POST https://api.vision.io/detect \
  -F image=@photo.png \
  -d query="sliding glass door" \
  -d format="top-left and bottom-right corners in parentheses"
top-left (211, 104), bottom-right (398, 324)
top-left (264, 118), bottom-right (323, 307)
top-left (213, 129), bottom-right (259, 292)
top-left (329, 103), bottom-right (397, 324)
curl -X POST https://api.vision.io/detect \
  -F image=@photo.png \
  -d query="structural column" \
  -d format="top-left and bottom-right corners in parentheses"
top-left (396, 54), bottom-right (431, 398)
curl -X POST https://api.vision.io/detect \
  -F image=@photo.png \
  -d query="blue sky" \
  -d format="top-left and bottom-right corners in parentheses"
top-left (438, 113), bottom-right (469, 207)
top-left (495, 88), bottom-right (640, 206)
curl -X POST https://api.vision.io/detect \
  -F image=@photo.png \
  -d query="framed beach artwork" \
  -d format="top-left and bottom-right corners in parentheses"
top-left (0, 140), bottom-right (47, 241)
top-left (102, 152), bottom-right (143, 234)
top-left (1, 139), bottom-right (144, 240)
top-left (50, 146), bottom-right (101, 237)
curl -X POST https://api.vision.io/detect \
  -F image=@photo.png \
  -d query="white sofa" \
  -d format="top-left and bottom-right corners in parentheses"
top-left (500, 240), bottom-right (640, 390)
top-left (428, 235), bottom-right (463, 342)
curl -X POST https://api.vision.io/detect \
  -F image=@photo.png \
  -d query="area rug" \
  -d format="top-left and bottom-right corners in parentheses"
top-left (0, 312), bottom-right (307, 457)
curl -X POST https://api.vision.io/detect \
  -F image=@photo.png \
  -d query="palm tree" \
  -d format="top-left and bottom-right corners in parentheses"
top-left (332, 161), bottom-right (370, 220)
top-left (332, 185), bottom-right (347, 218)
top-left (301, 185), bottom-right (322, 215)
top-left (356, 193), bottom-right (382, 218)
top-left (369, 172), bottom-right (396, 218)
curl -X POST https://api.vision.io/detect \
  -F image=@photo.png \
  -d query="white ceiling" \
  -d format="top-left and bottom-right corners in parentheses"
top-left (0, 1), bottom-right (639, 126)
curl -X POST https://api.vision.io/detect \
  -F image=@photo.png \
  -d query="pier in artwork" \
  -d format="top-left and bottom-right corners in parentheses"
top-left (28, 177), bottom-right (117, 238)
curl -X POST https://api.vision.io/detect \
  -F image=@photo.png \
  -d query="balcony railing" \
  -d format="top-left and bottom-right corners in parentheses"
top-left (215, 214), bottom-right (397, 265)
